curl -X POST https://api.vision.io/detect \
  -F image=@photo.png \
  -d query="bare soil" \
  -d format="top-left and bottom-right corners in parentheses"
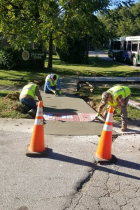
top-left (2, 92), bottom-right (29, 114)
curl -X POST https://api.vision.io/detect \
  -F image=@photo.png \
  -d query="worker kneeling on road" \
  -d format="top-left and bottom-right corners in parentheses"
top-left (97, 86), bottom-right (131, 132)
top-left (19, 82), bottom-right (43, 118)
top-left (44, 74), bottom-right (62, 95)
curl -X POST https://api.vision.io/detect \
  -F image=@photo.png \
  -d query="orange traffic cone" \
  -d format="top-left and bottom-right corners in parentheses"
top-left (26, 101), bottom-right (48, 157)
top-left (95, 106), bottom-right (117, 163)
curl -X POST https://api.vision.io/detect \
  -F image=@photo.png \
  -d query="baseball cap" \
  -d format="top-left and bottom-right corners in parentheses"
top-left (101, 91), bottom-right (111, 104)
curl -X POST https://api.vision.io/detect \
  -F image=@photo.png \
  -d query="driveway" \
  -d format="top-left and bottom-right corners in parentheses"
top-left (89, 50), bottom-right (140, 69)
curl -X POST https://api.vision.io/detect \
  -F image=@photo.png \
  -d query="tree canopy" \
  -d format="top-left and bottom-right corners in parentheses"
top-left (0, 0), bottom-right (136, 68)
top-left (98, 1), bottom-right (140, 40)
top-left (0, 0), bottom-right (115, 49)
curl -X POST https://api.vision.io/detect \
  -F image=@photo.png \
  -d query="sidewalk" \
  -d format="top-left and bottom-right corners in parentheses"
top-left (77, 76), bottom-right (140, 82)
top-left (0, 76), bottom-right (140, 210)
top-left (0, 76), bottom-right (140, 135)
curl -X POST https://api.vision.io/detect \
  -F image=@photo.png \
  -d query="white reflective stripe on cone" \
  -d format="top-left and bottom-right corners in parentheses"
top-left (35, 118), bottom-right (43, 125)
top-left (103, 124), bottom-right (112, 132)
top-left (36, 108), bottom-right (43, 116)
top-left (106, 113), bottom-right (113, 123)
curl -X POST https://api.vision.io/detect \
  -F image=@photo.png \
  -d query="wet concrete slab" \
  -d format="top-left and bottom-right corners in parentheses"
top-left (44, 120), bottom-right (106, 136)
top-left (42, 92), bottom-right (118, 136)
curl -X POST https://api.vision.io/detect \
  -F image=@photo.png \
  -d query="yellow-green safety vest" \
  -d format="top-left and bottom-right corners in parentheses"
top-left (46, 74), bottom-right (59, 86)
top-left (20, 84), bottom-right (37, 99)
top-left (107, 86), bottom-right (131, 108)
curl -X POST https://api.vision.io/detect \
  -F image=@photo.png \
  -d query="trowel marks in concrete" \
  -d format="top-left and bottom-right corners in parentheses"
top-left (43, 112), bottom-right (97, 121)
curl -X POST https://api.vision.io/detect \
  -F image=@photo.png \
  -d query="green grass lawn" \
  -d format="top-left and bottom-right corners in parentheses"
top-left (0, 70), bottom-right (46, 86)
top-left (0, 55), bottom-right (140, 119)
top-left (1, 56), bottom-right (140, 87)
top-left (51, 56), bottom-right (140, 77)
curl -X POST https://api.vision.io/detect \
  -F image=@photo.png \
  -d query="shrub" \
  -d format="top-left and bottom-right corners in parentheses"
top-left (56, 37), bottom-right (87, 64)
top-left (0, 48), bottom-right (19, 70)
top-left (0, 47), bottom-right (45, 71)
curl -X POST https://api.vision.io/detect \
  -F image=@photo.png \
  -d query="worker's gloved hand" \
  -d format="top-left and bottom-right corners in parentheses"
top-left (59, 90), bottom-right (62, 95)
top-left (95, 113), bottom-right (100, 118)
top-left (52, 90), bottom-right (56, 94)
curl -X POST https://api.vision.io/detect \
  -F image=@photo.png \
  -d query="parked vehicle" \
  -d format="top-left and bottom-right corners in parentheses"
top-left (108, 36), bottom-right (140, 66)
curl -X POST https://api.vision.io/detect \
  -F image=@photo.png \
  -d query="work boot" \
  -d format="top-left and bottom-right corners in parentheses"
top-left (121, 125), bottom-right (127, 132)
top-left (23, 104), bottom-right (30, 113)
top-left (28, 109), bottom-right (36, 119)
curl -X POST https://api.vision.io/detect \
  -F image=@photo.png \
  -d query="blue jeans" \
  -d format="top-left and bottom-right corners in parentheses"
top-left (20, 98), bottom-right (37, 110)
top-left (44, 83), bottom-right (56, 93)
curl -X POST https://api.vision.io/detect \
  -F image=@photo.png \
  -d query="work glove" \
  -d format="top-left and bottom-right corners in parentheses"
top-left (52, 90), bottom-right (56, 94)
top-left (52, 90), bottom-right (58, 96)
top-left (95, 113), bottom-right (100, 118)
top-left (59, 90), bottom-right (62, 95)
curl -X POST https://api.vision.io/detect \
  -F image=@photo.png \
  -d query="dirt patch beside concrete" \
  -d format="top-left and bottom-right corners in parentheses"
top-left (1, 91), bottom-right (30, 117)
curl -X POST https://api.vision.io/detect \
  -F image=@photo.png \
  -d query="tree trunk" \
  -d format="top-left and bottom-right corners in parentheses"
top-left (85, 34), bottom-right (89, 64)
top-left (47, 32), bottom-right (53, 69)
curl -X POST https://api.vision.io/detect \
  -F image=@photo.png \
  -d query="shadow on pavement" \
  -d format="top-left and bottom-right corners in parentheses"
top-left (116, 158), bottom-right (140, 170)
top-left (30, 149), bottom-right (140, 180)
top-left (126, 128), bottom-right (140, 133)
top-left (31, 148), bottom-right (95, 168)
top-left (43, 107), bottom-right (78, 113)
top-left (96, 158), bottom-right (140, 180)
top-left (47, 148), bottom-right (95, 168)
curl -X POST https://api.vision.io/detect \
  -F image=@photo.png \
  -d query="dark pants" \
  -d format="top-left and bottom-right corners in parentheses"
top-left (44, 83), bottom-right (56, 93)
top-left (121, 95), bottom-right (131, 126)
top-left (106, 95), bottom-right (131, 126)
top-left (20, 98), bottom-right (37, 110)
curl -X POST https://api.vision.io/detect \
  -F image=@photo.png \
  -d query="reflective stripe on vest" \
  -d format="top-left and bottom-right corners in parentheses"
top-left (46, 74), bottom-right (58, 86)
top-left (107, 86), bottom-right (130, 107)
top-left (20, 84), bottom-right (36, 99)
